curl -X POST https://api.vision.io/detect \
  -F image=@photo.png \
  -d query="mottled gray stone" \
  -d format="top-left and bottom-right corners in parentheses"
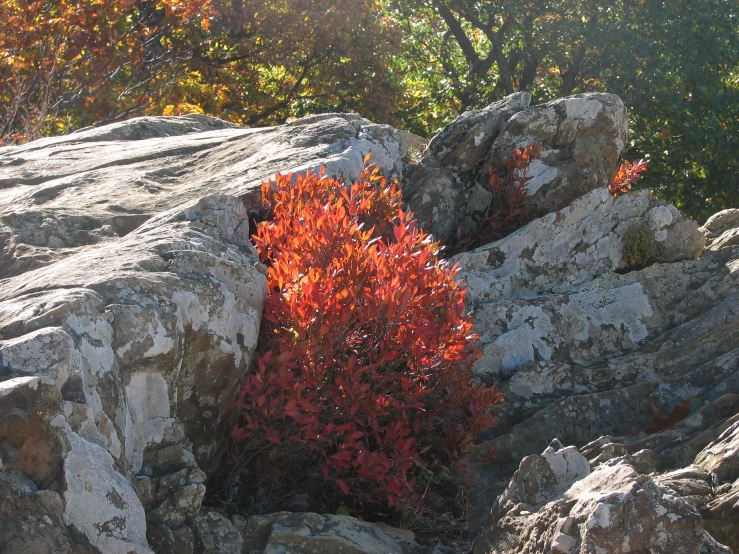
top-left (242, 512), bottom-right (411, 554)
top-left (0, 113), bottom-right (408, 279)
top-left (473, 453), bottom-right (721, 554)
top-left (403, 93), bottom-right (627, 241)
top-left (0, 113), bottom-right (406, 553)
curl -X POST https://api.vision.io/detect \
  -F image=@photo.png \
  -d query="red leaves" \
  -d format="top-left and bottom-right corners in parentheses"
top-left (609, 159), bottom-right (648, 197)
top-left (336, 479), bottom-right (350, 495)
top-left (231, 162), bottom-right (503, 514)
top-left (451, 144), bottom-right (542, 254)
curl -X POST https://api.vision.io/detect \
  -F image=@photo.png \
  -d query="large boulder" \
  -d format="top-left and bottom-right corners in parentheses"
top-left (403, 93), bottom-right (628, 241)
top-left (0, 114), bottom-right (408, 553)
top-left (239, 512), bottom-right (412, 554)
top-left (473, 443), bottom-right (729, 554)
top-left (701, 209), bottom-right (739, 252)
top-left (454, 182), bottom-right (735, 533)
top-left (0, 113), bottom-right (407, 279)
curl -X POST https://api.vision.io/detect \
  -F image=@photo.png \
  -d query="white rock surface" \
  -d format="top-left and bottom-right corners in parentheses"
top-left (474, 447), bottom-right (721, 554)
top-left (0, 113), bottom-right (407, 553)
top-left (404, 93), bottom-right (628, 241)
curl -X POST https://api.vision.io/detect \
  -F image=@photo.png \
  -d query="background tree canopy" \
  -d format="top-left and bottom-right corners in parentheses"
top-left (2, 0), bottom-right (738, 219)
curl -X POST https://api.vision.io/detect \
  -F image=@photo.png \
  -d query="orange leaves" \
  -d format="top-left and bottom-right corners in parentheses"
top-left (451, 144), bottom-right (542, 254)
top-left (608, 159), bottom-right (648, 197)
top-left (232, 162), bottom-right (503, 514)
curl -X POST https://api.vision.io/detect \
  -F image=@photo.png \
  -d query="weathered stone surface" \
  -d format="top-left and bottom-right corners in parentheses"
top-left (454, 181), bottom-right (732, 538)
top-left (420, 92), bottom-right (532, 177)
top-left (695, 416), bottom-right (739, 484)
top-left (0, 114), bottom-right (407, 553)
top-left (455, 187), bottom-right (705, 307)
top-left (403, 93), bottom-right (627, 241)
top-left (700, 209), bottom-right (739, 238)
top-left (694, 416), bottom-right (739, 551)
top-left (702, 478), bottom-right (739, 553)
top-left (402, 93), bottom-right (531, 241)
top-left (0, 113), bottom-right (408, 279)
top-left (0, 469), bottom-right (97, 554)
top-left (241, 512), bottom-right (410, 554)
top-left (192, 511), bottom-right (244, 554)
top-left (1, 104), bottom-right (736, 554)
top-left (578, 395), bottom-right (739, 475)
top-left (473, 449), bottom-right (724, 554)
top-left (492, 439), bottom-right (591, 511)
top-left (700, 209), bottom-right (739, 254)
top-left (486, 93), bottom-right (628, 212)
top-left (0, 194), bottom-right (264, 552)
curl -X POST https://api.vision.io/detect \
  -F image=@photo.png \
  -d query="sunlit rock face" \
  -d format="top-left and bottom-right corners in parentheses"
top-left (0, 113), bottom-right (409, 553)
top-left (403, 92), bottom-right (628, 242)
top-left (1, 100), bottom-right (737, 554)
top-left (407, 95), bottom-right (736, 552)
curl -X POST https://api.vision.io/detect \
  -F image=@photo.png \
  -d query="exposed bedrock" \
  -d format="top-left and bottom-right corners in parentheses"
top-left (0, 114), bottom-right (409, 553)
top-left (1, 98), bottom-right (737, 553)
top-left (403, 92), bottom-right (628, 241)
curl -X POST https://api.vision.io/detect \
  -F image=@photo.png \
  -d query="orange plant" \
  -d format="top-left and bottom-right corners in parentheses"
top-left (608, 159), bottom-right (648, 197)
top-left (451, 144), bottom-right (542, 254)
top-left (230, 161), bottom-right (502, 514)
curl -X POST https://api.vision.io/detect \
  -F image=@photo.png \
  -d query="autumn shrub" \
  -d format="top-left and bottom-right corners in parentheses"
top-left (228, 161), bottom-right (503, 516)
top-left (449, 144), bottom-right (542, 254)
top-left (609, 159), bottom-right (649, 197)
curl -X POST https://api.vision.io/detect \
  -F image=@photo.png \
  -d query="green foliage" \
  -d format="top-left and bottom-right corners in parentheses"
top-left (383, 0), bottom-right (739, 219)
top-left (623, 217), bottom-right (661, 269)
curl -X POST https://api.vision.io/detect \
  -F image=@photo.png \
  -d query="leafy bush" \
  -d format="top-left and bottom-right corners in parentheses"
top-left (609, 159), bottom-right (648, 197)
top-left (623, 216), bottom-right (661, 269)
top-left (229, 161), bottom-right (502, 516)
top-left (450, 144), bottom-right (542, 254)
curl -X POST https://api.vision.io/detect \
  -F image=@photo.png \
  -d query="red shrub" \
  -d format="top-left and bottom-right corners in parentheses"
top-left (608, 159), bottom-right (648, 197)
top-left (231, 162), bottom-right (502, 514)
top-left (451, 144), bottom-right (542, 254)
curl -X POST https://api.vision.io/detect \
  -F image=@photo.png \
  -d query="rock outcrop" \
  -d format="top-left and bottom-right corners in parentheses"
top-left (1, 97), bottom-right (737, 553)
top-left (0, 113), bottom-right (406, 280)
top-left (0, 114), bottom-right (409, 553)
top-left (403, 92), bottom-right (628, 241)
top-left (473, 442), bottom-right (728, 554)
top-left (406, 94), bottom-right (736, 551)
top-left (239, 512), bottom-right (413, 554)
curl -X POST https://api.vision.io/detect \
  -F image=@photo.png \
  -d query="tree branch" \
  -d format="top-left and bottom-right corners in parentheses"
top-left (433, 1), bottom-right (481, 67)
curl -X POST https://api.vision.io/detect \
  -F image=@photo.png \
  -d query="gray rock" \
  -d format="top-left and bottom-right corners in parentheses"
top-left (0, 113), bottom-right (408, 279)
top-left (0, 113), bottom-right (406, 553)
top-left (192, 511), bottom-right (244, 554)
top-left (402, 93), bottom-right (532, 241)
top-left (700, 208), bottom-right (739, 237)
top-left (403, 93), bottom-right (627, 242)
top-left (455, 184), bottom-right (732, 537)
top-left (701, 478), bottom-right (739, 553)
top-left (694, 415), bottom-right (739, 484)
top-left (241, 512), bottom-right (411, 554)
top-left (454, 188), bottom-right (705, 307)
top-left (492, 440), bottom-right (591, 513)
top-left (578, 395), bottom-right (739, 475)
top-left (1, 106), bottom-right (736, 554)
top-left (700, 209), bottom-right (739, 253)
top-left (421, 92), bottom-right (532, 177)
top-left (473, 453), bottom-right (723, 554)
top-left (0, 469), bottom-right (100, 554)
top-left (486, 93), bottom-right (628, 212)
top-left (694, 416), bottom-right (739, 551)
